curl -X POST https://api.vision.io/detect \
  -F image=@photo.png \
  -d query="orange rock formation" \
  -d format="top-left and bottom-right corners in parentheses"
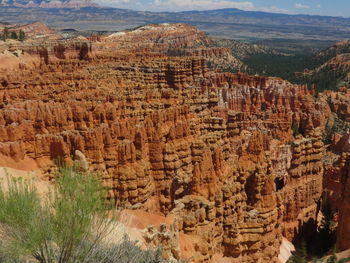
top-left (0, 23), bottom-right (349, 262)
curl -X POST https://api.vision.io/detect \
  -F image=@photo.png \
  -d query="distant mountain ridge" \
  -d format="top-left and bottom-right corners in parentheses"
top-left (180, 8), bottom-right (350, 27)
top-left (0, 6), bottom-right (349, 47)
top-left (0, 0), bottom-right (97, 8)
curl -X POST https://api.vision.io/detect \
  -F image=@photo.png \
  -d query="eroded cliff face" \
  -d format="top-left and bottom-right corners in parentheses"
top-left (283, 130), bottom-right (324, 241)
top-left (0, 23), bottom-right (348, 262)
top-left (337, 154), bottom-right (350, 251)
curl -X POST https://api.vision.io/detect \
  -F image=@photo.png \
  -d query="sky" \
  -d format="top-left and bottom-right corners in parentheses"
top-left (94, 0), bottom-right (350, 17)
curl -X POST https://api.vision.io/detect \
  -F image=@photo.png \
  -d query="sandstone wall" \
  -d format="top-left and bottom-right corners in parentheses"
top-left (0, 23), bottom-right (341, 262)
top-left (337, 154), bottom-right (350, 251)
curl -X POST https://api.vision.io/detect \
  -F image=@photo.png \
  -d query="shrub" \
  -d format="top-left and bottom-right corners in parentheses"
top-left (0, 167), bottom-right (162, 263)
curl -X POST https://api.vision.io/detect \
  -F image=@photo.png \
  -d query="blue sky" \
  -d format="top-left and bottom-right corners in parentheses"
top-left (95, 0), bottom-right (350, 17)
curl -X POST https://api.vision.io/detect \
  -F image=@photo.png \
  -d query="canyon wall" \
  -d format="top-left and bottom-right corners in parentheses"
top-left (335, 153), bottom-right (350, 251)
top-left (0, 23), bottom-right (349, 262)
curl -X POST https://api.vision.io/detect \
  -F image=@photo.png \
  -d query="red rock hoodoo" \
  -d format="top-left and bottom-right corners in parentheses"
top-left (1, 23), bottom-right (350, 262)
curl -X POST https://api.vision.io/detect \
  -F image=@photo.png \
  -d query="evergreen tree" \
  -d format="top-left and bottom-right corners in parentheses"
top-left (10, 31), bottom-right (17, 39)
top-left (18, 30), bottom-right (25, 41)
top-left (288, 240), bottom-right (308, 263)
top-left (2, 27), bottom-right (9, 41)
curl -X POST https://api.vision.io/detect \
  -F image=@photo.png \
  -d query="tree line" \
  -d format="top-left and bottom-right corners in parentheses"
top-left (1, 27), bottom-right (25, 41)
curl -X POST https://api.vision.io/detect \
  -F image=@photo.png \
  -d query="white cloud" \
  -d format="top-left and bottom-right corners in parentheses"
top-left (316, 4), bottom-right (321, 8)
top-left (259, 5), bottom-right (288, 13)
top-left (295, 3), bottom-right (310, 9)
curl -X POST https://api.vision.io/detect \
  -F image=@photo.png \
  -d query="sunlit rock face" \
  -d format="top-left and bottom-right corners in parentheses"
top-left (1, 22), bottom-right (349, 262)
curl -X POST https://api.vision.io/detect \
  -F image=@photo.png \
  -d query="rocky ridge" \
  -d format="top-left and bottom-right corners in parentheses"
top-left (297, 41), bottom-right (350, 92)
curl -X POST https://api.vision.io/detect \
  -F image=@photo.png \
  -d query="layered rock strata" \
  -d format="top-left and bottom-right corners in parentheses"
top-left (0, 23), bottom-right (348, 262)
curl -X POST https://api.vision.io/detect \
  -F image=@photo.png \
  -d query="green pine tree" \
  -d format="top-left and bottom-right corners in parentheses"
top-left (18, 30), bottom-right (25, 41)
top-left (10, 31), bottom-right (17, 39)
top-left (2, 27), bottom-right (9, 41)
top-left (288, 240), bottom-right (308, 263)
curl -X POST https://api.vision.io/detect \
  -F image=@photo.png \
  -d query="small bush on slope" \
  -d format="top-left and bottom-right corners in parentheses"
top-left (0, 167), bottom-right (162, 263)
